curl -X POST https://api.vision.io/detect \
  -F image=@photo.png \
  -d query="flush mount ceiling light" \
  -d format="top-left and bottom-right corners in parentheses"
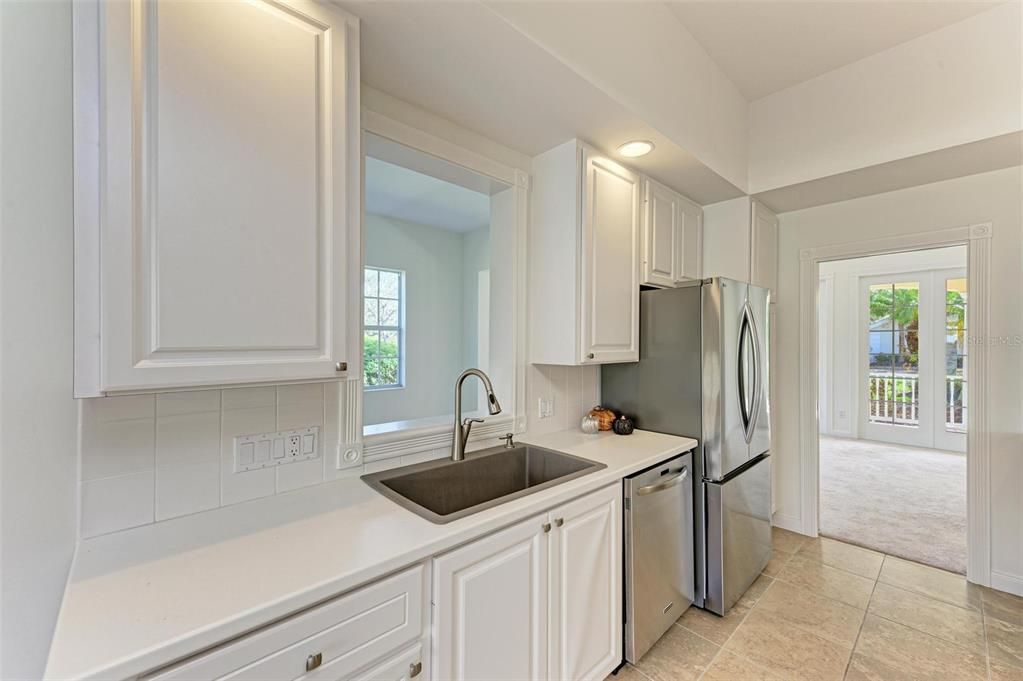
top-left (617, 140), bottom-right (654, 158)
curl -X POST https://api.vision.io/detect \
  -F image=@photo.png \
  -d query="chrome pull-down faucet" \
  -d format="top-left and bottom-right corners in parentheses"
top-left (452, 368), bottom-right (502, 461)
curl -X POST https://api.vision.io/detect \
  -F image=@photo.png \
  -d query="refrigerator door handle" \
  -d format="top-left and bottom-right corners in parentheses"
top-left (737, 304), bottom-right (759, 443)
top-left (746, 304), bottom-right (763, 440)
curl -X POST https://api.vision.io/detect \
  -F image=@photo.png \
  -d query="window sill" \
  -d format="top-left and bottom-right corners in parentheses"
top-left (363, 413), bottom-right (515, 462)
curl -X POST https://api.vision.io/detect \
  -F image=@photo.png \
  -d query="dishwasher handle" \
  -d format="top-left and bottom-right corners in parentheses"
top-left (636, 467), bottom-right (688, 496)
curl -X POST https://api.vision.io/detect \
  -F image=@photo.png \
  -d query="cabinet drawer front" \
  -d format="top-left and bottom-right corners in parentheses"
top-left (144, 565), bottom-right (425, 681)
top-left (351, 644), bottom-right (425, 681)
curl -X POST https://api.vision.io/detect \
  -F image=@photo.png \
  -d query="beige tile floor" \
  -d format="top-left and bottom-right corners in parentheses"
top-left (608, 528), bottom-right (1023, 681)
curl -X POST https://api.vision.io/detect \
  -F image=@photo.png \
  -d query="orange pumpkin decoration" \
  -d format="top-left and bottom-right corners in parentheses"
top-left (588, 406), bottom-right (616, 431)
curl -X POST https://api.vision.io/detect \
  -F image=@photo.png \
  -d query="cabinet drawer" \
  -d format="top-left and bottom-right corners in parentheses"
top-left (351, 644), bottom-right (425, 681)
top-left (144, 565), bottom-right (425, 681)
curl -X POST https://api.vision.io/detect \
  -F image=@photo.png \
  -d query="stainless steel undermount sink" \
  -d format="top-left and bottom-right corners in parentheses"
top-left (362, 444), bottom-right (606, 524)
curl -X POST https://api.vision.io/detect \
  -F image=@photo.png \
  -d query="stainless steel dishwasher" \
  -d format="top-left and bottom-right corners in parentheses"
top-left (624, 451), bottom-right (695, 663)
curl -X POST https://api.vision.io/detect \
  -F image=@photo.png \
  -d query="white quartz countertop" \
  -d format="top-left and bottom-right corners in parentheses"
top-left (45, 429), bottom-right (696, 680)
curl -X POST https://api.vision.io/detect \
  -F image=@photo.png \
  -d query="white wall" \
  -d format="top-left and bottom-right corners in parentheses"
top-left (819, 247), bottom-right (967, 439)
top-left (749, 2), bottom-right (1023, 193)
top-left (363, 214), bottom-right (474, 425)
top-left (775, 166), bottom-right (1023, 587)
top-left (461, 225), bottom-right (490, 411)
top-left (0, 1), bottom-right (79, 676)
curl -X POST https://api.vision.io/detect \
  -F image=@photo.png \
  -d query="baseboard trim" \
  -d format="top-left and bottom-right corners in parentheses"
top-left (990, 570), bottom-right (1023, 597)
top-left (772, 512), bottom-right (808, 536)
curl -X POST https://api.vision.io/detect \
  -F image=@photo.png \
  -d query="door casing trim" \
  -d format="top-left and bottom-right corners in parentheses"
top-left (798, 223), bottom-right (992, 585)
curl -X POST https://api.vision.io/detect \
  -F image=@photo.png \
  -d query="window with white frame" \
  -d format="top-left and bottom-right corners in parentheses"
top-left (363, 267), bottom-right (404, 389)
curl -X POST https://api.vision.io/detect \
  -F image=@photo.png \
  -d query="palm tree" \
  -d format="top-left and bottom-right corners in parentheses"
top-left (869, 286), bottom-right (919, 367)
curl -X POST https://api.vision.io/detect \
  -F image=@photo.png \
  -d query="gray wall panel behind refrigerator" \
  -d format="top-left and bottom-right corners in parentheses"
top-left (601, 285), bottom-right (704, 440)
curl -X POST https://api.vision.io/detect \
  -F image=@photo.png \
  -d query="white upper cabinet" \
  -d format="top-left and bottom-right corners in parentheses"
top-left (641, 178), bottom-right (703, 288)
top-left (530, 140), bottom-right (640, 365)
top-left (702, 197), bottom-right (779, 298)
top-left (73, 0), bottom-right (361, 396)
top-left (750, 199), bottom-right (780, 294)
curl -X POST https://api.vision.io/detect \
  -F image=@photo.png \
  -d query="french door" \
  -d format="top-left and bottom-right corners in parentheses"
top-left (859, 269), bottom-right (966, 452)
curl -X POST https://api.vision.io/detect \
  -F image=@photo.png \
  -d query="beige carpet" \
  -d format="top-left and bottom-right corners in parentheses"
top-left (819, 436), bottom-right (967, 574)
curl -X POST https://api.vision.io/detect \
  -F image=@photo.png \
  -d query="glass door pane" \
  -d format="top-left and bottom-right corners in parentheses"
top-left (945, 277), bottom-right (967, 433)
top-left (867, 282), bottom-right (920, 427)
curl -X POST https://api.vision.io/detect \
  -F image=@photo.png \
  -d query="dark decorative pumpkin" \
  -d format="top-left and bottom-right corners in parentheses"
top-left (612, 414), bottom-right (635, 435)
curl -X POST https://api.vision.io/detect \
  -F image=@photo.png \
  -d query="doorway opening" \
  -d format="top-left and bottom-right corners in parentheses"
top-left (817, 246), bottom-right (968, 573)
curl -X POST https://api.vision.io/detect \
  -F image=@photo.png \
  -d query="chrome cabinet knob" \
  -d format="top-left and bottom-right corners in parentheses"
top-left (542, 522), bottom-right (552, 533)
top-left (555, 518), bottom-right (564, 527)
top-left (409, 661), bottom-right (423, 677)
top-left (335, 361), bottom-right (347, 372)
top-left (587, 353), bottom-right (595, 360)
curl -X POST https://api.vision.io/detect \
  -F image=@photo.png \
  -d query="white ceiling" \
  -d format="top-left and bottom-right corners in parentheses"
top-left (667, 1), bottom-right (1002, 100)
top-left (341, 0), bottom-right (745, 204)
top-left (365, 157), bottom-right (490, 233)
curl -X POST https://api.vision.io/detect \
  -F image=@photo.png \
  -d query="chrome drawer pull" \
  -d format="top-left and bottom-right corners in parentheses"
top-left (409, 660), bottom-right (423, 677)
top-left (306, 652), bottom-right (323, 672)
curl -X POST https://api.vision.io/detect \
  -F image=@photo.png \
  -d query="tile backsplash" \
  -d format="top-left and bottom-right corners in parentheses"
top-left (79, 365), bottom-right (600, 539)
top-left (79, 383), bottom-right (344, 538)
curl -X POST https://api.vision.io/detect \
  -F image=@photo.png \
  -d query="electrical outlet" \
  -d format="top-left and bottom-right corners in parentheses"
top-left (537, 397), bottom-right (554, 419)
top-left (234, 427), bottom-right (319, 473)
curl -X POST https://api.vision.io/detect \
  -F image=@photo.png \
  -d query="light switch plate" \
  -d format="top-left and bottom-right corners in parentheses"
top-left (234, 426), bottom-right (319, 473)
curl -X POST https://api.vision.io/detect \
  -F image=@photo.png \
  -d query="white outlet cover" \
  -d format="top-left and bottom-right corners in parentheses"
top-left (235, 426), bottom-right (319, 473)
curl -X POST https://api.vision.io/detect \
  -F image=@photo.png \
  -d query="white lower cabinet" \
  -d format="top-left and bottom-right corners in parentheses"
top-left (548, 485), bottom-right (622, 681)
top-left (141, 565), bottom-right (429, 681)
top-left (432, 484), bottom-right (622, 681)
top-left (351, 645), bottom-right (425, 681)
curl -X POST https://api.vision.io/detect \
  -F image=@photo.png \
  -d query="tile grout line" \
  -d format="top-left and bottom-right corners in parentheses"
top-left (981, 590), bottom-right (992, 681)
top-left (789, 541), bottom-right (887, 581)
top-left (691, 574), bottom-right (779, 681)
top-left (841, 555), bottom-right (882, 680)
top-left (874, 577), bottom-right (984, 616)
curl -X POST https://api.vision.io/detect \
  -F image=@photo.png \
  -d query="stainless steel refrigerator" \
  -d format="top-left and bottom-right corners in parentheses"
top-left (602, 277), bottom-right (772, 615)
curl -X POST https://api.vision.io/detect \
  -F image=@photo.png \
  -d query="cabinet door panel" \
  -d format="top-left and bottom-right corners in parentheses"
top-left (581, 153), bottom-right (640, 363)
top-left (549, 484), bottom-right (622, 681)
top-left (676, 196), bottom-right (703, 282)
top-left (642, 180), bottom-right (678, 288)
top-left (154, 1), bottom-right (319, 351)
top-left (82, 0), bottom-right (356, 393)
top-left (433, 516), bottom-right (548, 681)
top-left (750, 200), bottom-right (779, 296)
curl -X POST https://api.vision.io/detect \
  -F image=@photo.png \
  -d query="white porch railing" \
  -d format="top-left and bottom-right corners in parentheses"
top-left (868, 372), bottom-right (966, 431)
